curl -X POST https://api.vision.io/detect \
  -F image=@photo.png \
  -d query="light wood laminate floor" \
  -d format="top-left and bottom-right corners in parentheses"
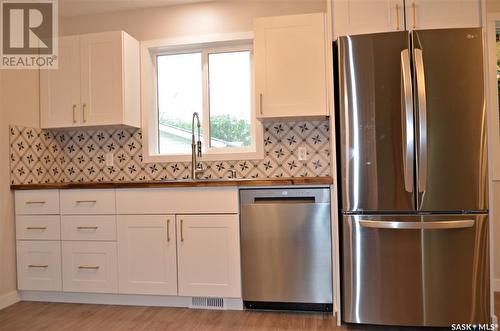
top-left (1, 294), bottom-right (498, 331)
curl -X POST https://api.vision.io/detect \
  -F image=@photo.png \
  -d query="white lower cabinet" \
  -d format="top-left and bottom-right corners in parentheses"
top-left (62, 241), bottom-right (118, 293)
top-left (17, 241), bottom-right (62, 291)
top-left (176, 214), bottom-right (241, 298)
top-left (15, 189), bottom-right (243, 304)
top-left (117, 215), bottom-right (177, 295)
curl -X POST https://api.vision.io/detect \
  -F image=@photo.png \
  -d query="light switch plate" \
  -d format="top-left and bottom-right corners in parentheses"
top-left (298, 146), bottom-right (307, 161)
top-left (105, 152), bottom-right (114, 167)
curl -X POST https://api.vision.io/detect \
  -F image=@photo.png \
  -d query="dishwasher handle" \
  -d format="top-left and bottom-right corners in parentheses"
top-left (253, 197), bottom-right (316, 204)
top-left (240, 188), bottom-right (331, 204)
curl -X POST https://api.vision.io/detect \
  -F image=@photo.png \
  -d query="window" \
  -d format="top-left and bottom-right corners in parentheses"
top-left (151, 43), bottom-right (262, 161)
top-left (157, 52), bottom-right (202, 155)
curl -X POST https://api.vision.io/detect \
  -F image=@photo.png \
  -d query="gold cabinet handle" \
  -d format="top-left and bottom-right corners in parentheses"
top-left (82, 103), bottom-right (87, 123)
top-left (77, 226), bottom-right (98, 230)
top-left (78, 265), bottom-right (99, 270)
top-left (259, 93), bottom-right (263, 115)
top-left (180, 219), bottom-right (184, 242)
top-left (72, 104), bottom-right (77, 123)
top-left (412, 2), bottom-right (417, 29)
top-left (28, 264), bottom-right (48, 268)
top-left (75, 200), bottom-right (97, 204)
top-left (26, 226), bottom-right (47, 230)
top-left (395, 4), bottom-right (401, 30)
top-left (25, 201), bottom-right (46, 205)
top-left (167, 219), bottom-right (170, 242)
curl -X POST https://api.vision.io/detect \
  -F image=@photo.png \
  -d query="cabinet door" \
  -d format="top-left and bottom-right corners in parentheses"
top-left (80, 31), bottom-right (123, 126)
top-left (40, 35), bottom-right (81, 128)
top-left (254, 13), bottom-right (329, 118)
top-left (17, 241), bottom-right (62, 291)
top-left (405, 0), bottom-right (481, 30)
top-left (177, 214), bottom-right (241, 298)
top-left (333, 0), bottom-right (405, 37)
top-left (117, 215), bottom-right (177, 295)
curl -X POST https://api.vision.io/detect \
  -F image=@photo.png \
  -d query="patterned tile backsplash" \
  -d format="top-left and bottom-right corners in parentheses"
top-left (9, 120), bottom-right (331, 185)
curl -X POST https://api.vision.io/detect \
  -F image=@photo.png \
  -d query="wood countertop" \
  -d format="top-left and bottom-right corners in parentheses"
top-left (10, 176), bottom-right (333, 190)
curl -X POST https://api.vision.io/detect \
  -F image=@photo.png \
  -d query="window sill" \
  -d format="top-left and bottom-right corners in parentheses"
top-left (142, 149), bottom-right (264, 164)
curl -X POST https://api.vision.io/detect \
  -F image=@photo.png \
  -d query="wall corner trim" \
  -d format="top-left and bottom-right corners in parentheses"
top-left (0, 291), bottom-right (20, 311)
top-left (492, 278), bottom-right (500, 292)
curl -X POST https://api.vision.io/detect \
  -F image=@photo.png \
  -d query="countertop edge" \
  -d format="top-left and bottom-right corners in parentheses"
top-left (10, 177), bottom-right (333, 190)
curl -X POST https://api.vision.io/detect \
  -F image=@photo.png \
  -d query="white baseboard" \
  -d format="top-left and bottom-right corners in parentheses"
top-left (19, 291), bottom-right (243, 310)
top-left (0, 291), bottom-right (20, 310)
top-left (492, 278), bottom-right (500, 292)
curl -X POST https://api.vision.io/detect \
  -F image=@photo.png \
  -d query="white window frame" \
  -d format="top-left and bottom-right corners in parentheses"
top-left (141, 32), bottom-right (263, 163)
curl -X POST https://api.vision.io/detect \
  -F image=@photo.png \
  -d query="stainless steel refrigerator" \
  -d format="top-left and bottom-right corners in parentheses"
top-left (337, 28), bottom-right (489, 327)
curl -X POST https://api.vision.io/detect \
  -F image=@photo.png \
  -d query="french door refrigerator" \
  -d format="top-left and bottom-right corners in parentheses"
top-left (337, 28), bottom-right (489, 327)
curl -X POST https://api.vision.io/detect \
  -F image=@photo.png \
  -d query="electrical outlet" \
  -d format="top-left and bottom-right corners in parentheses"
top-left (105, 152), bottom-right (114, 167)
top-left (298, 146), bottom-right (307, 161)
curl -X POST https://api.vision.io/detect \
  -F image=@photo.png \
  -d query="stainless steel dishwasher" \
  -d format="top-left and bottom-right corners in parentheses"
top-left (240, 188), bottom-right (332, 312)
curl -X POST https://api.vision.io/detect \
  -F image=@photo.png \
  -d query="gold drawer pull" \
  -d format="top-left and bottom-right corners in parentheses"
top-left (25, 201), bottom-right (46, 204)
top-left (78, 265), bottom-right (100, 270)
top-left (28, 264), bottom-right (48, 268)
top-left (82, 103), bottom-right (87, 123)
top-left (73, 104), bottom-right (77, 123)
top-left (75, 200), bottom-right (97, 204)
top-left (76, 226), bottom-right (98, 230)
top-left (26, 226), bottom-right (47, 230)
top-left (167, 219), bottom-right (170, 242)
top-left (180, 219), bottom-right (184, 242)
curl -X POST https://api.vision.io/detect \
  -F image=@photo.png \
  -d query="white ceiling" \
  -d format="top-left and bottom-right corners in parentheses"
top-left (59, 0), bottom-right (212, 17)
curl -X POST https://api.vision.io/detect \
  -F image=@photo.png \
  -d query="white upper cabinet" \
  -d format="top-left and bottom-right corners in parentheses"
top-left (333, 0), bottom-right (481, 38)
top-left (80, 32), bottom-right (123, 126)
top-left (254, 13), bottom-right (329, 118)
top-left (40, 31), bottom-right (140, 129)
top-left (405, 0), bottom-right (481, 30)
top-left (333, 0), bottom-right (405, 37)
top-left (40, 36), bottom-right (81, 127)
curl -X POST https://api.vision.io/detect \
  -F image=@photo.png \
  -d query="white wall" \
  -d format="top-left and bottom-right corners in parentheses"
top-left (60, 0), bottom-right (326, 40)
top-left (0, 69), bottom-right (39, 300)
top-left (487, 0), bottom-right (500, 13)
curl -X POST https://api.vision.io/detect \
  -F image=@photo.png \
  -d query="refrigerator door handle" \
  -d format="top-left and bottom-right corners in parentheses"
top-left (401, 49), bottom-right (414, 193)
top-left (358, 219), bottom-right (474, 230)
top-left (414, 48), bottom-right (428, 195)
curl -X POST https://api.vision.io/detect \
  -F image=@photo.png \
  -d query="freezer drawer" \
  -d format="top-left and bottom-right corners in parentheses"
top-left (342, 214), bottom-right (489, 327)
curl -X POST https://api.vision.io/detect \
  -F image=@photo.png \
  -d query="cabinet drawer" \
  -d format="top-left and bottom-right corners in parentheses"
top-left (17, 241), bottom-right (62, 291)
top-left (62, 241), bottom-right (118, 293)
top-left (61, 216), bottom-right (116, 241)
top-left (15, 190), bottom-right (60, 215)
top-left (16, 216), bottom-right (61, 240)
top-left (60, 189), bottom-right (115, 215)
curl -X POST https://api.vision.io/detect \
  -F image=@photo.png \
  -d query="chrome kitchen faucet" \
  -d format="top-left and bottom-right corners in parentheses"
top-left (191, 112), bottom-right (203, 180)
